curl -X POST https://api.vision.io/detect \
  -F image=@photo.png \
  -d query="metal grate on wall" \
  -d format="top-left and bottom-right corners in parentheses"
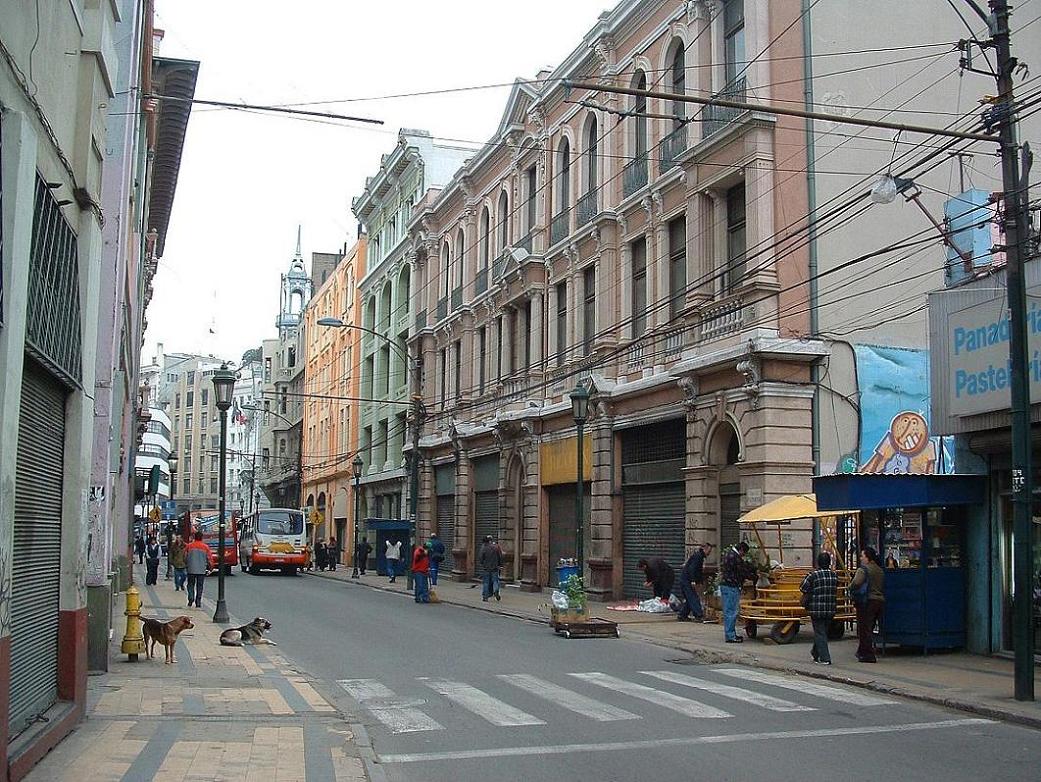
top-left (620, 419), bottom-right (686, 465)
top-left (26, 175), bottom-right (82, 386)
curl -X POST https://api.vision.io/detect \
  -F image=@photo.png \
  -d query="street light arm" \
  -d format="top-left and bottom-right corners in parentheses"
top-left (316, 318), bottom-right (416, 371)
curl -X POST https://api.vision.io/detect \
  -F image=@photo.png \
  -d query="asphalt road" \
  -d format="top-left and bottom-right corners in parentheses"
top-left (222, 570), bottom-right (1041, 782)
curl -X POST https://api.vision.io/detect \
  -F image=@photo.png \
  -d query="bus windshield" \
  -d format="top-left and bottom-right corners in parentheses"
top-left (257, 510), bottom-right (304, 536)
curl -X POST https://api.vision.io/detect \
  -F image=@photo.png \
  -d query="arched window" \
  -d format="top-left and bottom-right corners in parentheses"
top-left (670, 41), bottom-right (686, 126)
top-left (454, 227), bottom-right (465, 291)
top-left (441, 241), bottom-right (451, 299)
top-left (633, 71), bottom-right (648, 158)
top-left (381, 282), bottom-right (392, 330)
top-left (480, 206), bottom-right (491, 269)
top-left (557, 137), bottom-right (571, 213)
top-left (584, 114), bottom-right (598, 193)
top-left (497, 190), bottom-right (509, 251)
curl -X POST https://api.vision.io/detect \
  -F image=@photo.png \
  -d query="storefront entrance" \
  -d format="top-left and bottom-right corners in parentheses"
top-left (998, 496), bottom-right (1041, 654)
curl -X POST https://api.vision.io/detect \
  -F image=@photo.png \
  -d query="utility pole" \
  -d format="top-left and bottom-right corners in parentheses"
top-left (992, 0), bottom-right (1035, 701)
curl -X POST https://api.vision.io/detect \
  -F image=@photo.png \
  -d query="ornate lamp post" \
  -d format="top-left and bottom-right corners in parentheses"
top-left (570, 384), bottom-right (590, 579)
top-left (211, 364), bottom-right (236, 624)
top-left (352, 456), bottom-right (363, 578)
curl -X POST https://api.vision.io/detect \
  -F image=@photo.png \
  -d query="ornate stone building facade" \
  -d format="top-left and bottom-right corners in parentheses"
top-left (408, 0), bottom-right (822, 598)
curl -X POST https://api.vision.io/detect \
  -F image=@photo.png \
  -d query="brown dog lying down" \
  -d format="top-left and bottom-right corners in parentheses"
top-left (141, 615), bottom-right (194, 664)
top-left (219, 617), bottom-right (276, 647)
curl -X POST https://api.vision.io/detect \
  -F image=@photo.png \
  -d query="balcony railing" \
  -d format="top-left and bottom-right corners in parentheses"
top-left (663, 328), bottom-right (684, 360)
top-left (475, 268), bottom-right (488, 295)
top-left (577, 190), bottom-right (598, 228)
top-left (492, 254), bottom-right (506, 279)
top-left (517, 231), bottom-right (533, 254)
top-left (703, 78), bottom-right (747, 140)
top-left (659, 123), bottom-right (689, 174)
top-left (551, 208), bottom-right (570, 246)
top-left (415, 309), bottom-right (427, 331)
top-left (451, 286), bottom-right (463, 310)
top-left (700, 297), bottom-right (744, 341)
top-left (436, 296), bottom-right (448, 322)
top-left (623, 154), bottom-right (648, 198)
top-left (626, 340), bottom-right (647, 372)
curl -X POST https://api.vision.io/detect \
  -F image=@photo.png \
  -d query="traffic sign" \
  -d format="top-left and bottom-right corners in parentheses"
top-left (161, 500), bottom-right (177, 520)
top-left (148, 507), bottom-right (160, 522)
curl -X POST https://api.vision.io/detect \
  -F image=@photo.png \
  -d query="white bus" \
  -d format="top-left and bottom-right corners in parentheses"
top-left (238, 508), bottom-right (308, 575)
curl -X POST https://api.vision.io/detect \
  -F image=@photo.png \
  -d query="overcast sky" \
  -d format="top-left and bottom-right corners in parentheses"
top-left (143, 0), bottom-right (611, 364)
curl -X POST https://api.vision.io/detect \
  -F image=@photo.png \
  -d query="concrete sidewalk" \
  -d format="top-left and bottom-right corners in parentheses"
top-left (25, 569), bottom-right (371, 782)
top-left (312, 566), bottom-right (1041, 730)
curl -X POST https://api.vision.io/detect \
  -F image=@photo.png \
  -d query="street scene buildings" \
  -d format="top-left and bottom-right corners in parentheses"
top-left (2, 1), bottom-right (1041, 780)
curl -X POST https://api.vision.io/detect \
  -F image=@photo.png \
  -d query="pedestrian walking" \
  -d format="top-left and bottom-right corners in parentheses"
top-left (385, 538), bottom-right (402, 583)
top-left (800, 552), bottom-right (838, 665)
top-left (164, 523), bottom-right (174, 579)
top-left (169, 534), bottom-right (188, 591)
top-left (636, 556), bottom-right (675, 603)
top-left (355, 537), bottom-right (372, 575)
top-left (428, 533), bottom-right (445, 586)
top-left (315, 539), bottom-right (328, 571)
top-left (850, 547), bottom-right (885, 663)
top-left (134, 533), bottom-right (146, 564)
top-left (412, 544), bottom-right (431, 603)
top-left (145, 536), bottom-right (161, 585)
top-left (327, 536), bottom-right (339, 572)
top-left (677, 543), bottom-right (713, 622)
top-left (185, 531), bottom-right (209, 608)
top-left (478, 535), bottom-right (502, 602)
top-left (719, 541), bottom-right (755, 643)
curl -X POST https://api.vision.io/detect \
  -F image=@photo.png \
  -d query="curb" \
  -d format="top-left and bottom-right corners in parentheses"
top-left (309, 570), bottom-right (1041, 731)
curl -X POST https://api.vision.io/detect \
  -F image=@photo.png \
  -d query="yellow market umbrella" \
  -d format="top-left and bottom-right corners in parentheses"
top-left (738, 493), bottom-right (857, 524)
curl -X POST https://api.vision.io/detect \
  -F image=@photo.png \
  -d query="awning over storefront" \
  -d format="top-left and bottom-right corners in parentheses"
top-left (813, 474), bottom-right (986, 510)
top-left (738, 494), bottom-right (857, 524)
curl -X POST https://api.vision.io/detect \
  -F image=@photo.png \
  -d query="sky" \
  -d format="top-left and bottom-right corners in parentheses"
top-left (143, 0), bottom-right (612, 365)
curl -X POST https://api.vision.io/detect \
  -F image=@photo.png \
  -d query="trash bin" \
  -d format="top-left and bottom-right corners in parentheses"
top-left (556, 564), bottom-right (579, 586)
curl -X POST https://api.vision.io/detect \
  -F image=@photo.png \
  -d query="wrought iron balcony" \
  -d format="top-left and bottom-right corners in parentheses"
top-left (492, 254), bottom-right (506, 279)
top-left (475, 268), bottom-right (488, 295)
top-left (415, 309), bottom-right (427, 331)
top-left (659, 123), bottom-right (688, 174)
top-left (703, 78), bottom-right (747, 140)
top-left (451, 286), bottom-right (463, 310)
top-left (517, 231), bottom-right (533, 254)
top-left (436, 296), bottom-right (448, 321)
top-left (623, 154), bottom-right (648, 198)
top-left (550, 208), bottom-right (571, 246)
top-left (577, 190), bottom-right (598, 228)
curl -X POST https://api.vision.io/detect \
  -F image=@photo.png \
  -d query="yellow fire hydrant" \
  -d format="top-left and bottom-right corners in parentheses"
top-left (121, 585), bottom-right (145, 661)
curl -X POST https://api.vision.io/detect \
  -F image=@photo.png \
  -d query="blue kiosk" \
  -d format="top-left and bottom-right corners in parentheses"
top-left (364, 518), bottom-right (414, 577)
top-left (813, 473), bottom-right (986, 651)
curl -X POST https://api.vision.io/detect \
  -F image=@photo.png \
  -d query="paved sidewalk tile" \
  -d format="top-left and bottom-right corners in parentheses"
top-left (24, 568), bottom-right (367, 782)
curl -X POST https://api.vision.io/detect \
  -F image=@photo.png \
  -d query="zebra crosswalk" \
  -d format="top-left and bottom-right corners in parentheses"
top-left (337, 667), bottom-right (893, 735)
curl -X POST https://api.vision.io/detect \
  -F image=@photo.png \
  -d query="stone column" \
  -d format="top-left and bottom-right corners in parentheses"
top-left (653, 219), bottom-right (669, 330)
top-left (417, 459), bottom-right (434, 542)
top-left (587, 410), bottom-right (615, 600)
top-left (619, 237), bottom-right (634, 339)
top-left (530, 292), bottom-right (544, 369)
top-left (745, 160), bottom-right (778, 286)
top-left (454, 452), bottom-right (472, 577)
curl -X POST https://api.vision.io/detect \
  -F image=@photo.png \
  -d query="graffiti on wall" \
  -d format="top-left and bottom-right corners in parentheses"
top-left (838, 345), bottom-right (953, 475)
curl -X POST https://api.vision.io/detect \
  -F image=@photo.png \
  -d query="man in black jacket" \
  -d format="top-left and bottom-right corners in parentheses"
top-left (636, 557), bottom-right (675, 602)
top-left (677, 542), bottom-right (713, 621)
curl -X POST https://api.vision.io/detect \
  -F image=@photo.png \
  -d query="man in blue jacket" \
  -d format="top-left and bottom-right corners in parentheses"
top-left (427, 533), bottom-right (446, 586)
top-left (677, 542), bottom-right (713, 622)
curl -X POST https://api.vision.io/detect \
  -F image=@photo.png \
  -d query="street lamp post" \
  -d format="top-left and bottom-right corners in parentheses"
top-left (352, 456), bottom-right (363, 578)
top-left (166, 455), bottom-right (179, 578)
top-left (212, 364), bottom-right (236, 624)
top-left (570, 385), bottom-right (590, 581)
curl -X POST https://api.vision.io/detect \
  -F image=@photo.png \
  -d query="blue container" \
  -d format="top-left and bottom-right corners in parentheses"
top-left (556, 565), bottom-right (579, 586)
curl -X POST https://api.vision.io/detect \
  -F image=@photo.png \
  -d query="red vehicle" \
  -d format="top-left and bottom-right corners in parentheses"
top-left (186, 509), bottom-right (238, 574)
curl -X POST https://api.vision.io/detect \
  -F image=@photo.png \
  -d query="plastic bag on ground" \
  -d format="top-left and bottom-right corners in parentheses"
top-left (551, 590), bottom-right (569, 610)
top-left (637, 597), bottom-right (672, 613)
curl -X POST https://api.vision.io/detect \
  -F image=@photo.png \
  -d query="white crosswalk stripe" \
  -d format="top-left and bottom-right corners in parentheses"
top-left (338, 679), bottom-right (444, 734)
top-left (497, 674), bottom-right (641, 722)
top-left (640, 670), bottom-right (814, 712)
top-left (569, 672), bottom-right (731, 719)
top-left (420, 678), bottom-right (546, 726)
top-left (714, 668), bottom-right (896, 706)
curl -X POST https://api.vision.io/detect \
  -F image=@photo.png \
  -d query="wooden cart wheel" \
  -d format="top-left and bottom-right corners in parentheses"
top-left (769, 621), bottom-right (800, 644)
top-left (564, 630), bottom-right (572, 639)
top-left (744, 620), bottom-right (758, 639)
top-left (827, 619), bottom-right (846, 641)
top-left (614, 628), bottom-right (620, 638)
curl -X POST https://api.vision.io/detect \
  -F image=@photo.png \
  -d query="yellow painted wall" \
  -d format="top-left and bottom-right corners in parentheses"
top-left (540, 435), bottom-right (592, 485)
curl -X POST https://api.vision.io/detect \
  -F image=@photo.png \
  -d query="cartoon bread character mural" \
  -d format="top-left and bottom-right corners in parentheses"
top-left (861, 411), bottom-right (937, 474)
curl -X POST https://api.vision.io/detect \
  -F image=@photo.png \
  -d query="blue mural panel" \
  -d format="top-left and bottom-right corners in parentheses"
top-left (838, 345), bottom-right (953, 474)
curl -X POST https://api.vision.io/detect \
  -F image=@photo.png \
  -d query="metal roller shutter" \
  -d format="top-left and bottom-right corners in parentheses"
top-left (622, 483), bottom-right (686, 598)
top-left (435, 495), bottom-right (455, 572)
top-left (474, 491), bottom-right (498, 567)
top-left (9, 359), bottom-right (66, 736)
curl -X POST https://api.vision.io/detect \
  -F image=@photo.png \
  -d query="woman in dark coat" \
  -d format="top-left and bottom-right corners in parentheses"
top-left (327, 537), bottom-right (339, 572)
top-left (315, 539), bottom-right (328, 571)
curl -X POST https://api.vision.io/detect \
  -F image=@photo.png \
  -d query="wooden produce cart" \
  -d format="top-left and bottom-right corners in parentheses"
top-left (550, 607), bottom-right (620, 639)
top-left (737, 494), bottom-right (858, 644)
